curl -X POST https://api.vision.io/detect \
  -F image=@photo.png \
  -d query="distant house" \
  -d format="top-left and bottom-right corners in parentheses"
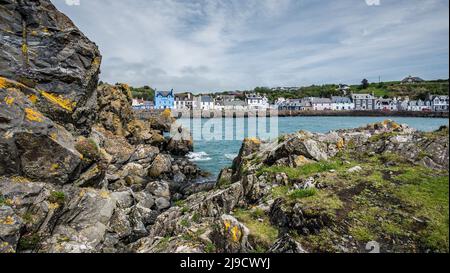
top-left (337, 84), bottom-right (351, 95)
top-left (174, 92), bottom-right (194, 110)
top-left (310, 97), bottom-right (333, 111)
top-left (407, 100), bottom-right (432, 112)
top-left (331, 96), bottom-right (354, 111)
top-left (193, 95), bottom-right (215, 110)
top-left (245, 93), bottom-right (269, 110)
top-left (154, 89), bottom-right (174, 109)
top-left (132, 98), bottom-right (154, 110)
top-left (401, 76), bottom-right (424, 84)
top-left (222, 100), bottom-right (247, 110)
top-left (429, 95), bottom-right (449, 112)
top-left (376, 98), bottom-right (398, 111)
top-left (352, 94), bottom-right (377, 110)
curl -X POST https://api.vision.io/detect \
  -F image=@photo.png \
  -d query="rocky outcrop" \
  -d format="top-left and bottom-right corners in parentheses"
top-left (0, 0), bottom-right (101, 134)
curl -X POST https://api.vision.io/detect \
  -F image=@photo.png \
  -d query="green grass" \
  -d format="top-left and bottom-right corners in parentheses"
top-left (395, 175), bottom-right (449, 252)
top-left (258, 161), bottom-right (341, 179)
top-left (234, 208), bottom-right (278, 251)
top-left (0, 194), bottom-right (5, 206)
top-left (49, 191), bottom-right (66, 205)
top-left (288, 188), bottom-right (317, 200)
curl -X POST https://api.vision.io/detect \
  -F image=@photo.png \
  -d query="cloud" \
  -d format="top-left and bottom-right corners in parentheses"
top-left (53, 0), bottom-right (449, 92)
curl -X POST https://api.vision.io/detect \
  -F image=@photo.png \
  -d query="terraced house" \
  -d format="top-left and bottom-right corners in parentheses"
top-left (154, 89), bottom-right (175, 109)
top-left (429, 95), bottom-right (449, 112)
top-left (352, 93), bottom-right (377, 110)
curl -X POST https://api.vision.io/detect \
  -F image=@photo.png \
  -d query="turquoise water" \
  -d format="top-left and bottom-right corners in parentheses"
top-left (177, 116), bottom-right (449, 178)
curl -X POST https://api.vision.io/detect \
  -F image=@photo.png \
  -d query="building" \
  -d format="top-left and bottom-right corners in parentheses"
top-left (331, 96), bottom-right (354, 111)
top-left (193, 95), bottom-right (215, 110)
top-left (352, 94), bottom-right (377, 110)
top-left (337, 84), bottom-right (351, 95)
top-left (154, 89), bottom-right (174, 109)
top-left (376, 98), bottom-right (399, 111)
top-left (310, 97), bottom-right (333, 111)
top-left (429, 95), bottom-right (449, 112)
top-left (401, 76), bottom-right (424, 84)
top-left (132, 98), bottom-right (154, 110)
top-left (245, 93), bottom-right (269, 110)
top-left (174, 93), bottom-right (194, 110)
top-left (407, 100), bottom-right (432, 112)
top-left (222, 100), bottom-right (247, 110)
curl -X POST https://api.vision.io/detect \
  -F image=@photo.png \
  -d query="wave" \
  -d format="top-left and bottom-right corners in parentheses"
top-left (187, 151), bottom-right (212, 162)
top-left (225, 153), bottom-right (238, 160)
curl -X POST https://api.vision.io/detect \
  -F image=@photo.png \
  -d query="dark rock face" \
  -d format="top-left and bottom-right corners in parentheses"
top-left (0, 0), bottom-right (101, 133)
top-left (0, 85), bottom-right (82, 183)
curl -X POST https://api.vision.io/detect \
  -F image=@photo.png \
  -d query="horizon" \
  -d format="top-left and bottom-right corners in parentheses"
top-left (54, 0), bottom-right (449, 93)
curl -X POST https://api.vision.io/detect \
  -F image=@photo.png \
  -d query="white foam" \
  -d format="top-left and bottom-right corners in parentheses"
top-left (187, 151), bottom-right (212, 162)
top-left (225, 153), bottom-right (238, 160)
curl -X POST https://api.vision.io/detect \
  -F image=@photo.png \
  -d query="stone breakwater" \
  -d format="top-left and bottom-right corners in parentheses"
top-left (135, 109), bottom-right (449, 120)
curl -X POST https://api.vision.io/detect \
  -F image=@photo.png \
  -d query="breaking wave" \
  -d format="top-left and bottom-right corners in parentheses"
top-left (187, 151), bottom-right (212, 162)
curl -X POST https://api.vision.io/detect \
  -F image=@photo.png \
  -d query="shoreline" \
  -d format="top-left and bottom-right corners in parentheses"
top-left (135, 109), bottom-right (449, 119)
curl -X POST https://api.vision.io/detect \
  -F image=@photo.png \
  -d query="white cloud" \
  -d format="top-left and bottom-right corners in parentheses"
top-left (53, 0), bottom-right (449, 92)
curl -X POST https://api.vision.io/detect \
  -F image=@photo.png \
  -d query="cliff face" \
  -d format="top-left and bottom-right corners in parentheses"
top-left (0, 1), bottom-right (202, 253)
top-left (0, 0), bottom-right (101, 133)
top-left (131, 121), bottom-right (449, 254)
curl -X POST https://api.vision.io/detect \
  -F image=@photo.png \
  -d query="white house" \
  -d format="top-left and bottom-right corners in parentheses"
top-left (193, 95), bottom-right (215, 110)
top-left (331, 96), bottom-right (354, 111)
top-left (429, 95), bottom-right (449, 112)
top-left (376, 98), bottom-right (398, 111)
top-left (174, 93), bottom-right (194, 110)
top-left (309, 97), bottom-right (333, 111)
top-left (337, 84), bottom-right (351, 95)
top-left (245, 93), bottom-right (269, 110)
top-left (352, 94), bottom-right (377, 110)
top-left (407, 100), bottom-right (432, 112)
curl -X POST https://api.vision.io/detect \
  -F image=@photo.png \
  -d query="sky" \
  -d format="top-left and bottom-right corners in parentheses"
top-left (53, 0), bottom-right (449, 93)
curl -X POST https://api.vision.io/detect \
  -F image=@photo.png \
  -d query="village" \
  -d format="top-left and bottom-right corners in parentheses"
top-left (131, 76), bottom-right (449, 113)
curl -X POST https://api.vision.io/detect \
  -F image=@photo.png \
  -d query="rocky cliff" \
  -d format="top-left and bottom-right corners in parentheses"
top-left (130, 121), bottom-right (449, 254)
top-left (0, 0), bottom-right (202, 253)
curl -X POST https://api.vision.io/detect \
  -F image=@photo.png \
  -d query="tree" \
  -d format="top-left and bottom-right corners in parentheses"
top-left (361, 79), bottom-right (369, 89)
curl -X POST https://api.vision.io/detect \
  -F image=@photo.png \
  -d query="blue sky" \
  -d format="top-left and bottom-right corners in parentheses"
top-left (53, 0), bottom-right (449, 93)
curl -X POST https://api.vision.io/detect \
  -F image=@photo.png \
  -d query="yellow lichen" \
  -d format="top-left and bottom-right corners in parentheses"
top-left (40, 91), bottom-right (74, 112)
top-left (79, 189), bottom-right (86, 198)
top-left (48, 203), bottom-right (60, 210)
top-left (4, 96), bottom-right (14, 105)
top-left (161, 108), bottom-right (172, 118)
top-left (230, 226), bottom-right (241, 243)
top-left (22, 43), bottom-right (28, 54)
top-left (25, 108), bottom-right (43, 122)
top-left (224, 220), bottom-right (231, 232)
top-left (11, 176), bottom-right (30, 183)
top-left (336, 138), bottom-right (345, 150)
top-left (50, 163), bottom-right (60, 171)
top-left (245, 137), bottom-right (261, 145)
top-left (92, 57), bottom-right (101, 66)
top-left (0, 77), bottom-right (7, 89)
top-left (49, 132), bottom-right (58, 141)
top-left (0, 216), bottom-right (15, 225)
top-left (28, 94), bottom-right (38, 104)
top-left (100, 190), bottom-right (110, 199)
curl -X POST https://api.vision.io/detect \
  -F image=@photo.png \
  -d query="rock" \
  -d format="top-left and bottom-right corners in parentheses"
top-left (148, 154), bottom-right (172, 178)
top-left (97, 84), bottom-right (133, 137)
top-left (129, 145), bottom-right (159, 164)
top-left (0, 0), bottom-right (101, 133)
top-left (0, 88), bottom-right (82, 183)
top-left (347, 166), bottom-right (363, 173)
top-left (232, 138), bottom-right (262, 181)
top-left (0, 206), bottom-right (23, 253)
top-left (211, 215), bottom-right (252, 253)
top-left (145, 181), bottom-right (170, 199)
top-left (155, 197), bottom-right (171, 211)
top-left (91, 125), bottom-right (134, 165)
top-left (268, 234), bottom-right (307, 253)
top-left (166, 125), bottom-right (193, 156)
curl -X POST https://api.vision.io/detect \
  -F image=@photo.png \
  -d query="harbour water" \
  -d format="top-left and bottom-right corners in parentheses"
top-left (177, 116), bottom-right (449, 178)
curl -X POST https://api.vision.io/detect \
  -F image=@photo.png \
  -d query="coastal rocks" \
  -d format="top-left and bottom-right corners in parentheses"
top-left (0, 88), bottom-right (82, 184)
top-left (232, 138), bottom-right (262, 181)
top-left (211, 215), bottom-right (252, 253)
top-left (0, 0), bottom-right (101, 133)
top-left (268, 234), bottom-right (307, 253)
top-left (148, 154), bottom-right (172, 178)
top-left (0, 206), bottom-right (23, 253)
top-left (166, 125), bottom-right (193, 156)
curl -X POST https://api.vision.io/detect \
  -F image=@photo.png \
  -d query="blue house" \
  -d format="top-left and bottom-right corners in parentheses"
top-left (154, 89), bottom-right (174, 109)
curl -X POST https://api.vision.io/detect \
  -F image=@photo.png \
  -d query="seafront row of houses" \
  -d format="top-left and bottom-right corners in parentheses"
top-left (132, 90), bottom-right (449, 113)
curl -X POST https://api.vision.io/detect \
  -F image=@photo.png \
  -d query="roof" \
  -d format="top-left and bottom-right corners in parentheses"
top-left (402, 76), bottom-right (424, 82)
top-left (311, 98), bottom-right (332, 104)
top-left (352, 94), bottom-right (375, 99)
top-left (201, 96), bottom-right (213, 103)
top-left (331, 96), bottom-right (352, 103)
top-left (224, 100), bottom-right (246, 106)
top-left (156, 90), bottom-right (173, 97)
